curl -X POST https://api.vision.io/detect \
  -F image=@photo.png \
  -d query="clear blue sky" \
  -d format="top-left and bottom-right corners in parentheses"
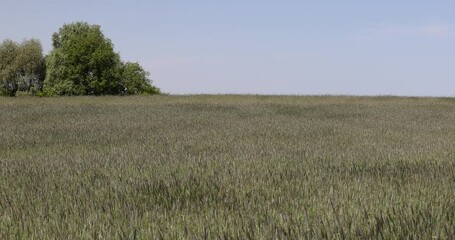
top-left (2, 1), bottom-right (454, 96)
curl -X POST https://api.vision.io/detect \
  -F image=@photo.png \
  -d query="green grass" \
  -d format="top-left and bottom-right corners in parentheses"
top-left (1, 95), bottom-right (455, 239)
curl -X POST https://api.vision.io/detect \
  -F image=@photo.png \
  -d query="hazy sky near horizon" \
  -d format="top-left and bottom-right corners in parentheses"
top-left (1, 1), bottom-right (455, 96)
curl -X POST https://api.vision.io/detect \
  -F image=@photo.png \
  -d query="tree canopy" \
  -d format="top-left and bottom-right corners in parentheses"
top-left (1, 22), bottom-right (160, 97)
top-left (121, 62), bottom-right (160, 95)
top-left (0, 39), bottom-right (45, 96)
top-left (44, 22), bottom-right (161, 96)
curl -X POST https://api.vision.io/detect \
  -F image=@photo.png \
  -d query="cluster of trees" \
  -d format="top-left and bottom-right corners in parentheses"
top-left (0, 22), bottom-right (160, 96)
top-left (0, 39), bottom-right (45, 96)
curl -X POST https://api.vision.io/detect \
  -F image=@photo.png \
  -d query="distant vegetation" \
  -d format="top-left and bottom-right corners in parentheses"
top-left (0, 39), bottom-right (45, 96)
top-left (0, 22), bottom-right (160, 96)
top-left (1, 95), bottom-right (455, 238)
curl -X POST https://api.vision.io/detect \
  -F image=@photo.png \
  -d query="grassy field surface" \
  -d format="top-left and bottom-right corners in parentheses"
top-left (1, 95), bottom-right (455, 239)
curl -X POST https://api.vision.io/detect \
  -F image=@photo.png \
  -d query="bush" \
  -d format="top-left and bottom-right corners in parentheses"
top-left (121, 62), bottom-right (161, 95)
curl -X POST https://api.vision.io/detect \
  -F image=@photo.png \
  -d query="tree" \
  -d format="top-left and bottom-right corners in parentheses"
top-left (0, 40), bottom-right (19, 96)
top-left (0, 39), bottom-right (45, 96)
top-left (16, 39), bottom-right (46, 94)
top-left (2, 22), bottom-right (161, 96)
top-left (121, 62), bottom-right (160, 95)
top-left (44, 22), bottom-right (123, 95)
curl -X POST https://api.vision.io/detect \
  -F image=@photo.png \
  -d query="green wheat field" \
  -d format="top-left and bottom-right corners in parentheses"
top-left (1, 95), bottom-right (455, 239)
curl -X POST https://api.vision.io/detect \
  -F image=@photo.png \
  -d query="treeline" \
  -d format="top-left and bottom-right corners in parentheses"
top-left (0, 22), bottom-right (160, 96)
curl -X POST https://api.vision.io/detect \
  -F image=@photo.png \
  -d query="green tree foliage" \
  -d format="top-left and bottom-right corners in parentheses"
top-left (16, 39), bottom-right (46, 94)
top-left (0, 40), bottom-right (18, 96)
top-left (0, 39), bottom-right (45, 96)
top-left (45, 22), bottom-right (122, 95)
top-left (45, 22), bottom-right (160, 96)
top-left (121, 62), bottom-right (160, 95)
